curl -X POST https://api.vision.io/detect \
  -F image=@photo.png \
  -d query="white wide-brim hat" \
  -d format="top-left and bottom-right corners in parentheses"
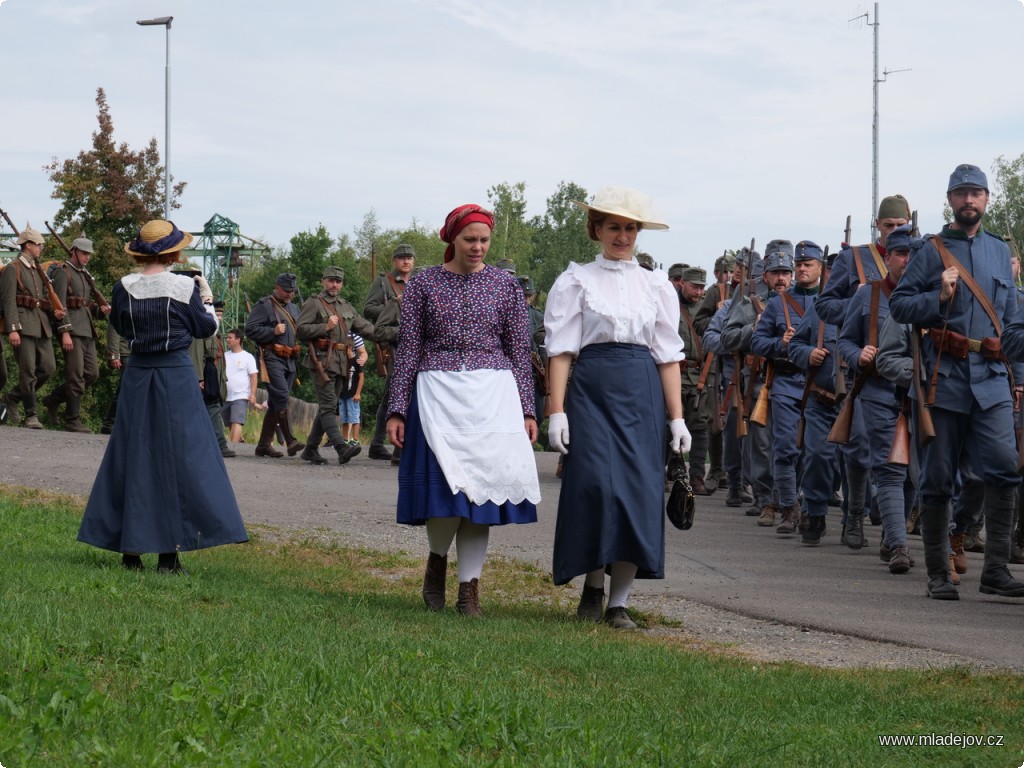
top-left (571, 186), bottom-right (669, 230)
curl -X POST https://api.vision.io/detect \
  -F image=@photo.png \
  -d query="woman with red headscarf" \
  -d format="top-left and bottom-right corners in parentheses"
top-left (386, 204), bottom-right (540, 616)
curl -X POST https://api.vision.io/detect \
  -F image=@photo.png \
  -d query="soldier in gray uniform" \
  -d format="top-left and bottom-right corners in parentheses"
top-left (43, 237), bottom-right (111, 432)
top-left (297, 266), bottom-right (379, 465)
top-left (518, 274), bottom-right (547, 428)
top-left (671, 264), bottom-right (712, 494)
top-left (100, 322), bottom-right (131, 434)
top-left (245, 272), bottom-right (306, 457)
top-left (364, 245), bottom-right (415, 462)
top-left (699, 253), bottom-right (736, 492)
top-left (892, 164), bottom-right (1024, 600)
top-left (0, 224), bottom-right (63, 429)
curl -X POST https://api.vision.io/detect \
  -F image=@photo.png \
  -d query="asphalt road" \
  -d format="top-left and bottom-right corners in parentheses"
top-left (3, 426), bottom-right (1022, 670)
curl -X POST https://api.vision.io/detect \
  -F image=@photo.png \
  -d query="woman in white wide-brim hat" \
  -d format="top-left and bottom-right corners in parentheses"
top-left (544, 186), bottom-right (690, 629)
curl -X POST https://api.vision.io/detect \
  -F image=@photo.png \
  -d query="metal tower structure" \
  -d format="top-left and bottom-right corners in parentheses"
top-left (183, 213), bottom-right (270, 330)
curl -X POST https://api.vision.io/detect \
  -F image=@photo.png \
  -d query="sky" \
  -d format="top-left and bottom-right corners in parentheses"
top-left (2, 0), bottom-right (1023, 278)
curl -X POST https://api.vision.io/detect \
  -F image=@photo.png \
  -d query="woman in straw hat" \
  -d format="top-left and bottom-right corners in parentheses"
top-left (545, 186), bottom-right (690, 628)
top-left (386, 204), bottom-right (540, 616)
top-left (78, 220), bottom-right (247, 573)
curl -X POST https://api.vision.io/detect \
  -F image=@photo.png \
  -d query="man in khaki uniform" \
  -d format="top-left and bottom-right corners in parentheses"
top-left (363, 244), bottom-right (415, 462)
top-left (0, 224), bottom-right (63, 428)
top-left (297, 266), bottom-right (379, 465)
top-left (44, 237), bottom-right (111, 432)
top-left (670, 264), bottom-right (712, 494)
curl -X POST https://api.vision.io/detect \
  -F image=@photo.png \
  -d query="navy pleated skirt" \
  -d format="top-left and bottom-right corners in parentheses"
top-left (396, 388), bottom-right (538, 526)
top-left (78, 349), bottom-right (248, 554)
top-left (552, 343), bottom-right (666, 585)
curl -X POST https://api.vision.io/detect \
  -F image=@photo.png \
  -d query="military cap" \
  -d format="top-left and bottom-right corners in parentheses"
top-left (517, 275), bottom-right (536, 294)
top-left (667, 263), bottom-right (687, 279)
top-left (680, 267), bottom-right (707, 285)
top-left (947, 164), bottom-right (988, 192)
top-left (793, 240), bottom-right (823, 262)
top-left (70, 236), bottom-right (94, 253)
top-left (715, 255), bottom-right (736, 273)
top-left (764, 239), bottom-right (794, 259)
top-left (764, 251), bottom-right (794, 273)
top-left (213, 299), bottom-right (226, 310)
top-left (494, 258), bottom-right (516, 274)
top-left (16, 223), bottom-right (44, 246)
top-left (877, 194), bottom-right (912, 220)
top-left (635, 252), bottom-right (655, 271)
top-left (735, 247), bottom-right (760, 267)
top-left (275, 272), bottom-right (298, 291)
top-left (751, 258), bottom-right (766, 280)
top-left (393, 244), bottom-right (416, 259)
top-left (171, 267), bottom-right (203, 278)
top-left (885, 224), bottom-right (913, 253)
top-left (322, 265), bottom-right (345, 281)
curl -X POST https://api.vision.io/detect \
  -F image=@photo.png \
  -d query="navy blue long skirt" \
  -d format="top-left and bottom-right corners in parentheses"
top-left (396, 388), bottom-right (538, 526)
top-left (78, 349), bottom-right (248, 554)
top-left (552, 343), bottom-right (666, 585)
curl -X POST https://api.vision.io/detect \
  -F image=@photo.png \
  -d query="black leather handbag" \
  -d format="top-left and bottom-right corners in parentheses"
top-left (666, 454), bottom-right (696, 530)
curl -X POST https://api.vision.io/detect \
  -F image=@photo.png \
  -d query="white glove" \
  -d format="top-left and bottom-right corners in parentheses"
top-left (194, 274), bottom-right (214, 303)
top-left (548, 412), bottom-right (570, 455)
top-left (669, 418), bottom-right (691, 455)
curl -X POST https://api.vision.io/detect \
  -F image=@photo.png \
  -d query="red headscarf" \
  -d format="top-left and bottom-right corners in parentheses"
top-left (439, 204), bottom-right (495, 263)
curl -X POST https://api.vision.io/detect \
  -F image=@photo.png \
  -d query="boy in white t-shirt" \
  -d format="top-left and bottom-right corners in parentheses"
top-left (222, 329), bottom-right (258, 443)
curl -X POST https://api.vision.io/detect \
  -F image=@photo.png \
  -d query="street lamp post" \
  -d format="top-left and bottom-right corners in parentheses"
top-left (136, 16), bottom-right (173, 220)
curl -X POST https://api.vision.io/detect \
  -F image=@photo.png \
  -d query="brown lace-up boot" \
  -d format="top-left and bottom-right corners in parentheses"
top-left (456, 578), bottom-right (482, 617)
top-left (422, 552), bottom-right (447, 611)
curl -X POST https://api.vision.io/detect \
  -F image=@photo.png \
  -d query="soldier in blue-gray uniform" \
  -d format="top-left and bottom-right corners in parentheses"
top-left (751, 242), bottom-right (821, 535)
top-left (837, 225), bottom-right (915, 571)
top-left (721, 245), bottom-right (780, 521)
top-left (245, 272), bottom-right (306, 458)
top-left (816, 195), bottom-right (911, 327)
top-left (890, 164), bottom-right (1024, 600)
top-left (788, 267), bottom-right (840, 547)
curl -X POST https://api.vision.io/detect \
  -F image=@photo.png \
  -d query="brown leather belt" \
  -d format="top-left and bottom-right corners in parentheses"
top-left (314, 339), bottom-right (346, 351)
top-left (929, 328), bottom-right (1003, 361)
top-left (66, 296), bottom-right (96, 310)
top-left (268, 343), bottom-right (302, 359)
top-left (16, 294), bottom-right (51, 311)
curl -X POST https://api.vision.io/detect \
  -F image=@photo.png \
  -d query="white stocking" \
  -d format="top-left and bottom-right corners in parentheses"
top-left (425, 517), bottom-right (460, 557)
top-left (455, 521), bottom-right (490, 582)
top-left (607, 561), bottom-right (638, 608)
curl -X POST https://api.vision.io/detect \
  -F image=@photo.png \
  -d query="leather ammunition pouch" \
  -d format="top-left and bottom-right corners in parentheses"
top-left (772, 359), bottom-right (799, 377)
top-left (929, 328), bottom-right (1004, 362)
top-left (809, 384), bottom-right (837, 408)
top-left (268, 343), bottom-right (302, 359)
top-left (65, 296), bottom-right (95, 310)
top-left (16, 294), bottom-right (51, 311)
top-left (314, 338), bottom-right (347, 351)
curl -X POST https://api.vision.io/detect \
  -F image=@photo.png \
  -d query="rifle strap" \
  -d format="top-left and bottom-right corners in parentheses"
top-left (13, 260), bottom-right (47, 326)
top-left (781, 292), bottom-right (806, 326)
top-left (868, 280), bottom-right (881, 348)
top-left (271, 297), bottom-right (298, 333)
top-left (696, 352), bottom-right (715, 392)
top-left (385, 272), bottom-right (406, 301)
top-left (930, 236), bottom-right (1003, 335)
top-left (680, 304), bottom-right (703, 360)
top-left (850, 245), bottom-right (889, 286)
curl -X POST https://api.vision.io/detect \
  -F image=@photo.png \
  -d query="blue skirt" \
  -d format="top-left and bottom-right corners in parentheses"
top-left (396, 388), bottom-right (538, 526)
top-left (78, 349), bottom-right (248, 554)
top-left (552, 343), bottom-right (666, 585)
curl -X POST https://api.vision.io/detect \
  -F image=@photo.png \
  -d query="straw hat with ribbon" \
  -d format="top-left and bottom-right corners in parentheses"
top-left (124, 220), bottom-right (193, 257)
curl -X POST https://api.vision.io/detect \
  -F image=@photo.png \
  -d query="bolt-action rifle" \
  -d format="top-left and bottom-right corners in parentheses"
top-left (0, 206), bottom-right (66, 320)
top-left (44, 221), bottom-right (110, 311)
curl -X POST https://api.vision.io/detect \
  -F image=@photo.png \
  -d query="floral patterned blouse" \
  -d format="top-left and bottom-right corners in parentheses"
top-left (387, 265), bottom-right (535, 419)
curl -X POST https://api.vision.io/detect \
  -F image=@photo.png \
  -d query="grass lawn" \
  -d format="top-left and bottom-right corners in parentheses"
top-left (0, 485), bottom-right (1020, 767)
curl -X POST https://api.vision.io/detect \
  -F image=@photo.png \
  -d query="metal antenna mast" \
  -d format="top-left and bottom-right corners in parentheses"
top-left (850, 3), bottom-right (910, 242)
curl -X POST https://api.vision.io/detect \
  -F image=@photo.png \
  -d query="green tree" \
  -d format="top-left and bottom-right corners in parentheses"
top-left (982, 153), bottom-right (1024, 249)
top-left (529, 181), bottom-right (593, 297)
top-left (44, 87), bottom-right (185, 289)
top-left (487, 181), bottom-right (533, 271)
top-left (288, 225), bottom-right (334, 299)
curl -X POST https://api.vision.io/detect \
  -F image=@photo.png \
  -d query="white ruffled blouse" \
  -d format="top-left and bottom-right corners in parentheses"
top-left (544, 255), bottom-right (684, 364)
